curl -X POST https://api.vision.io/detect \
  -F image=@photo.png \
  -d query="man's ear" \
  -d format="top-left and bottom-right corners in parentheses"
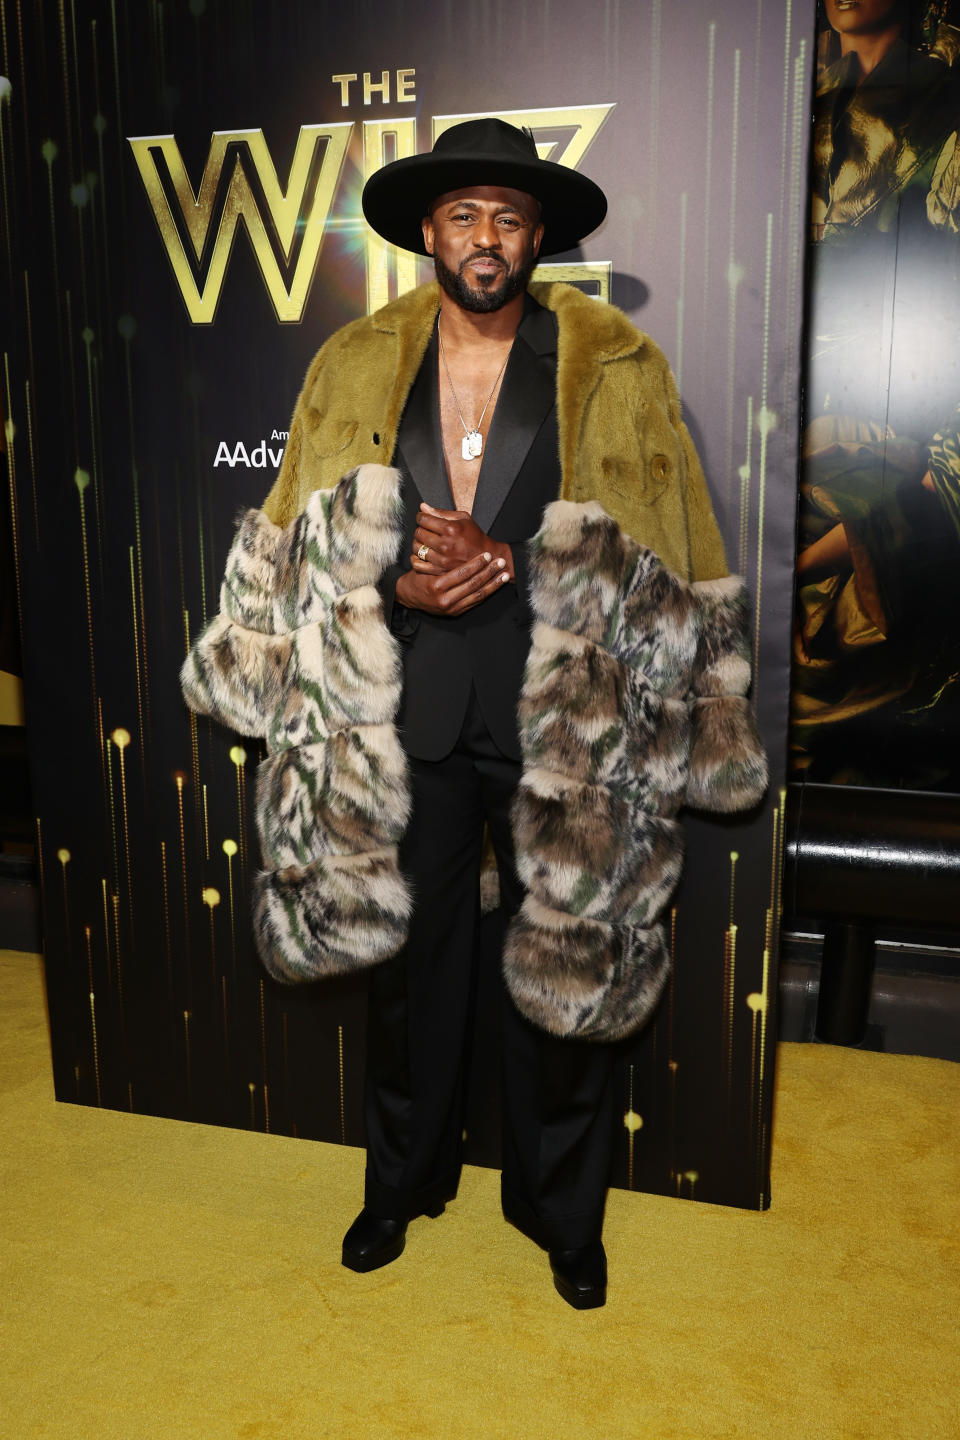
top-left (421, 215), bottom-right (435, 256)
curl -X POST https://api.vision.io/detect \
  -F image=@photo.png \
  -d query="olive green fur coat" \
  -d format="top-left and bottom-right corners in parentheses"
top-left (263, 281), bottom-right (728, 584)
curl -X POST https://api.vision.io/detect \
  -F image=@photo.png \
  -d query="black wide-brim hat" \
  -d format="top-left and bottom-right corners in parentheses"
top-left (361, 117), bottom-right (608, 258)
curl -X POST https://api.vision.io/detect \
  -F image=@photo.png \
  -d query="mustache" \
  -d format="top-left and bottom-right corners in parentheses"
top-left (460, 249), bottom-right (507, 272)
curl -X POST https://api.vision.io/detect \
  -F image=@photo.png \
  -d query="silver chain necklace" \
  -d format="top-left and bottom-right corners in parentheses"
top-left (438, 325), bottom-right (510, 461)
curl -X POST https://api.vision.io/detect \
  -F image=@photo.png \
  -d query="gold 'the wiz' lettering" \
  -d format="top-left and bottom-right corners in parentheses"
top-left (128, 126), bottom-right (352, 324)
top-left (362, 117), bottom-right (418, 314)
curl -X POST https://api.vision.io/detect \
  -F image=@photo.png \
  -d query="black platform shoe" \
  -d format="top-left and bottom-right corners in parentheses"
top-left (548, 1240), bottom-right (607, 1310)
top-left (341, 1203), bottom-right (445, 1274)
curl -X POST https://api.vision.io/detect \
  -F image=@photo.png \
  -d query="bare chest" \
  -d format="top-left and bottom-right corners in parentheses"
top-left (437, 344), bottom-right (513, 514)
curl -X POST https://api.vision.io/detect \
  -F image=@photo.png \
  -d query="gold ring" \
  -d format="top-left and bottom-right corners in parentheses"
top-left (417, 544), bottom-right (430, 561)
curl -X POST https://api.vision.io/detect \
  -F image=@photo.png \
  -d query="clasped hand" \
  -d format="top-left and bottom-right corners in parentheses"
top-left (395, 503), bottom-right (514, 617)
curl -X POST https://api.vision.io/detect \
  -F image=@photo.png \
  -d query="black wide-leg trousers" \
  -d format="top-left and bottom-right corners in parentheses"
top-left (363, 690), bottom-right (619, 1250)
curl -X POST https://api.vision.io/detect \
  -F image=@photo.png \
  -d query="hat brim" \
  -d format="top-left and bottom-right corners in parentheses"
top-left (361, 153), bottom-right (607, 259)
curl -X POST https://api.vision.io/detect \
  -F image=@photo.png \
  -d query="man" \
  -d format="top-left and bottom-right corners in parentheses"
top-left (185, 119), bottom-right (759, 1309)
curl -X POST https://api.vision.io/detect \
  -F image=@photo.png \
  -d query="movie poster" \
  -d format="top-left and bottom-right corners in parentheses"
top-left (793, 0), bottom-right (960, 788)
top-left (4, 0), bottom-right (812, 1210)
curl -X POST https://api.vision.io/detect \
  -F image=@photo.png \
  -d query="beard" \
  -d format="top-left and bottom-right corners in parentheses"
top-left (433, 242), bottom-right (537, 313)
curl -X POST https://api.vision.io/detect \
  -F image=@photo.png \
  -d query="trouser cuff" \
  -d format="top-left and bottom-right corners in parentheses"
top-left (501, 1183), bottom-right (605, 1251)
top-left (364, 1167), bottom-right (460, 1222)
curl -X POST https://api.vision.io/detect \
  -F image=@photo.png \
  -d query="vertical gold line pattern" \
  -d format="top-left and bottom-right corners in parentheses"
top-left (248, 1082), bottom-right (256, 1130)
top-left (111, 890), bottom-right (124, 1027)
top-left (175, 773), bottom-right (190, 958)
top-left (239, 764), bottom-right (248, 868)
top-left (160, 841), bottom-right (172, 990)
top-left (56, 0), bottom-right (74, 178)
top-left (91, 16), bottom-right (111, 282)
top-left (207, 900), bottom-right (216, 984)
top-left (648, 0), bottom-right (661, 244)
top-left (230, 748), bottom-right (248, 871)
top-left (752, 212), bottom-right (774, 701)
top-left (68, 0), bottom-right (85, 179)
top-left (0, 67), bottom-right (11, 277)
top-left (97, 695), bottom-right (108, 823)
top-left (626, 1064), bottom-right (635, 1191)
top-left (701, 21), bottom-right (717, 338)
top-left (202, 785), bottom-right (210, 861)
top-left (195, 481), bottom-right (208, 630)
top-left (1, 1), bottom-right (10, 79)
top-left (83, 332), bottom-right (101, 539)
top-left (748, 1002), bottom-right (759, 1118)
top-left (43, 144), bottom-right (62, 341)
top-left (101, 877), bottom-right (112, 986)
top-left (57, 848), bottom-right (71, 948)
top-left (183, 1010), bottom-right (192, 1101)
top-left (75, 471), bottom-right (96, 704)
top-left (786, 42), bottom-right (808, 406)
top-left (668, 905), bottom-right (677, 1064)
top-left (23, 379), bottom-right (40, 548)
top-left (106, 736), bottom-right (119, 891)
top-left (129, 549), bottom-right (145, 755)
top-left (778, 0), bottom-right (794, 251)
top-left (259, 978), bottom-right (268, 1133)
top-left (134, 472), bottom-right (151, 746)
top-left (223, 839), bottom-right (237, 979)
top-left (676, 191), bottom-right (687, 391)
top-left (114, 731), bottom-right (134, 947)
top-left (221, 975), bottom-right (229, 1063)
top-left (35, 816), bottom-right (45, 904)
top-left (88, 990), bottom-right (102, 1106)
top-left (724, 47), bottom-right (742, 507)
top-left (23, 270), bottom-right (41, 547)
top-left (109, 0), bottom-right (122, 154)
top-left (739, 395), bottom-right (753, 576)
top-left (4, 352), bottom-right (26, 656)
top-left (756, 943), bottom-right (771, 1188)
top-left (726, 924), bottom-right (737, 1112)
top-left (775, 788), bottom-right (786, 929)
top-left (769, 800), bottom-right (781, 934)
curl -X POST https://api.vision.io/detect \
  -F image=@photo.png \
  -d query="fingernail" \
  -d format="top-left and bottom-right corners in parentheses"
top-left (497, 557), bottom-right (505, 567)
top-left (500, 573), bottom-right (509, 582)
top-left (483, 552), bottom-right (492, 561)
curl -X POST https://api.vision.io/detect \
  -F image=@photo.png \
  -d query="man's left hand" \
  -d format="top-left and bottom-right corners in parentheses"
top-left (411, 503), bottom-right (514, 581)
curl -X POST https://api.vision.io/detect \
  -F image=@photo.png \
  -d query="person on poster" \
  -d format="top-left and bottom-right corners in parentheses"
top-left (794, 0), bottom-right (960, 785)
top-left (182, 119), bottom-right (766, 1308)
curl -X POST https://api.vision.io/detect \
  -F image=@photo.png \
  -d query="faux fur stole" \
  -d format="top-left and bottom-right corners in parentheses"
top-left (181, 464), bottom-right (767, 1044)
top-left (504, 499), bottom-right (767, 1043)
top-left (181, 464), bottom-right (413, 981)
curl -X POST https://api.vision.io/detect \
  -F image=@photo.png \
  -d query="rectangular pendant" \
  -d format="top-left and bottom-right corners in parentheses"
top-left (463, 430), bottom-right (483, 460)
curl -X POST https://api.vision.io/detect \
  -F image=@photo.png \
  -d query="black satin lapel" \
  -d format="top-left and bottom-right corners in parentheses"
top-left (395, 334), bottom-right (454, 512)
top-left (472, 335), bottom-right (556, 533)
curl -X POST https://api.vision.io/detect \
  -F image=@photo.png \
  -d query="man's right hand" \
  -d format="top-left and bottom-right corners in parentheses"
top-left (395, 551), bottom-right (510, 617)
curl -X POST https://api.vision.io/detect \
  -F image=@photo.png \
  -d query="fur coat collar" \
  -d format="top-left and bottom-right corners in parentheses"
top-left (182, 464), bottom-right (766, 1043)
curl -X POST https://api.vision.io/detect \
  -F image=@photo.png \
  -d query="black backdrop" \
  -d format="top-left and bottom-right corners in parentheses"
top-left (4, 0), bottom-right (812, 1210)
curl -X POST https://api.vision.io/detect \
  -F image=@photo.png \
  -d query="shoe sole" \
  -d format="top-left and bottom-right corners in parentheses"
top-left (552, 1274), bottom-right (606, 1310)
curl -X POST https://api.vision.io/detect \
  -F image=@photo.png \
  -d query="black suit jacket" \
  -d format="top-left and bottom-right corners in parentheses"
top-left (383, 295), bottom-right (562, 762)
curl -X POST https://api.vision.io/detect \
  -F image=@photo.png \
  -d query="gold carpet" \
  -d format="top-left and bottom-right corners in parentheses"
top-left (2, 949), bottom-right (958, 1440)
